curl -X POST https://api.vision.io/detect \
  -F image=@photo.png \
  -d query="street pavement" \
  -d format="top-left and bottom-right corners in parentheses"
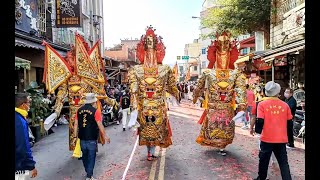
top-left (32, 100), bottom-right (305, 180)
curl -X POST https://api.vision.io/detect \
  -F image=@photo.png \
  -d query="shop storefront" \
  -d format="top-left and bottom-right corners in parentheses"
top-left (252, 39), bottom-right (305, 90)
top-left (15, 57), bottom-right (31, 93)
top-left (15, 32), bottom-right (69, 93)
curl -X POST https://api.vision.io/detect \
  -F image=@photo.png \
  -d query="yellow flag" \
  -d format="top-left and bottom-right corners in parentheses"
top-left (42, 41), bottom-right (72, 93)
top-left (72, 138), bottom-right (82, 158)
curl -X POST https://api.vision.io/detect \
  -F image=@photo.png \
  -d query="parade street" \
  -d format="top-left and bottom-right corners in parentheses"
top-left (32, 100), bottom-right (305, 180)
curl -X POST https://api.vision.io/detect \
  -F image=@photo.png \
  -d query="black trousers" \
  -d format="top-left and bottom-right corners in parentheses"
top-left (258, 141), bottom-right (292, 180)
top-left (287, 120), bottom-right (294, 147)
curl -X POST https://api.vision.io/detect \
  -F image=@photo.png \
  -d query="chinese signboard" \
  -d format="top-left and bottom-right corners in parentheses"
top-left (56, 0), bottom-right (82, 28)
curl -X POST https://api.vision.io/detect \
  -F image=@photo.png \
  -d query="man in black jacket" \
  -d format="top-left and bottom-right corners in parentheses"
top-left (120, 89), bottom-right (131, 131)
top-left (73, 93), bottom-right (110, 180)
top-left (284, 88), bottom-right (297, 148)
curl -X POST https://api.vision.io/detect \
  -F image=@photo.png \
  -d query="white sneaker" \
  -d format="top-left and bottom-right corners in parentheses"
top-left (241, 125), bottom-right (248, 129)
top-left (86, 177), bottom-right (97, 180)
top-left (286, 145), bottom-right (295, 149)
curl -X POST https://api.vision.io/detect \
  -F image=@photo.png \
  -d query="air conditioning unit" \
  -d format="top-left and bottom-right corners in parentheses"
top-left (88, 35), bottom-right (93, 42)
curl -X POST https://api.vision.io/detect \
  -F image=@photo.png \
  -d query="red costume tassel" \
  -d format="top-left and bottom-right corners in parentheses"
top-left (198, 110), bottom-right (207, 124)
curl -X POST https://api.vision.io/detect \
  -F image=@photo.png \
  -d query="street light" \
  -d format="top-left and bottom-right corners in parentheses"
top-left (192, 16), bottom-right (200, 19)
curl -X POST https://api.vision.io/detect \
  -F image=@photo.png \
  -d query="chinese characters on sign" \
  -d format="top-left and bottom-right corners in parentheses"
top-left (56, 0), bottom-right (82, 28)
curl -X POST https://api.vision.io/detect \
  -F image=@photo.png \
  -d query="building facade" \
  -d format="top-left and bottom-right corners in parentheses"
top-left (198, 0), bottom-right (218, 74)
top-left (15, 0), bottom-right (105, 93)
top-left (253, 0), bottom-right (305, 90)
top-left (104, 39), bottom-right (140, 85)
top-left (184, 39), bottom-right (201, 80)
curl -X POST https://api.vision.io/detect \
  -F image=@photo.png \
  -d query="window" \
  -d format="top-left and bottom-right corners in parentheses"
top-left (37, 0), bottom-right (46, 36)
top-left (241, 48), bottom-right (248, 55)
top-left (194, 66), bottom-right (198, 71)
top-left (201, 48), bottom-right (206, 54)
top-left (202, 61), bottom-right (206, 68)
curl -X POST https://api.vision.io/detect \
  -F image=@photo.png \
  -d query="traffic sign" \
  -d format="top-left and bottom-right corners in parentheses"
top-left (181, 56), bottom-right (189, 60)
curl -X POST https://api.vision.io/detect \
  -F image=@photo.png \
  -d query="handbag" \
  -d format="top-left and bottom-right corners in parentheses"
top-left (72, 138), bottom-right (82, 158)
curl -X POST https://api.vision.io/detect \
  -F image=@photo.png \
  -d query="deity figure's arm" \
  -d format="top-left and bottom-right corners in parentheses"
top-left (166, 67), bottom-right (179, 101)
top-left (52, 83), bottom-right (68, 117)
top-left (234, 71), bottom-right (247, 111)
top-left (128, 67), bottom-right (139, 109)
top-left (192, 72), bottom-right (206, 104)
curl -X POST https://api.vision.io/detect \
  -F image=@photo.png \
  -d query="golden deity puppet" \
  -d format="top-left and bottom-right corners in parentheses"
top-left (42, 34), bottom-right (116, 151)
top-left (128, 26), bottom-right (179, 160)
top-left (192, 31), bottom-right (247, 153)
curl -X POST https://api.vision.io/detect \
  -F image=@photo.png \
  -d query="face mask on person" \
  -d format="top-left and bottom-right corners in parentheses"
top-left (284, 92), bottom-right (290, 99)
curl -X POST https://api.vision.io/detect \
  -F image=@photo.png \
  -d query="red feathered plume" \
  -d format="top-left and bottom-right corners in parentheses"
top-left (207, 31), bottom-right (239, 69)
top-left (136, 26), bottom-right (166, 64)
top-left (207, 40), bottom-right (217, 69)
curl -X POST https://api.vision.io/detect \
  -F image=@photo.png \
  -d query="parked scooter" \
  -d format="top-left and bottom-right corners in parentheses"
top-left (299, 119), bottom-right (305, 144)
top-left (293, 110), bottom-right (305, 138)
top-left (102, 103), bottom-right (122, 127)
top-left (28, 126), bottom-right (35, 147)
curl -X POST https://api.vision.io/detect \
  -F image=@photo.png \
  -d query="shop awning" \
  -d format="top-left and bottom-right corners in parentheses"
top-left (262, 45), bottom-right (305, 62)
top-left (253, 39), bottom-right (305, 59)
top-left (15, 37), bottom-right (68, 57)
top-left (15, 57), bottom-right (31, 70)
top-left (239, 36), bottom-right (255, 50)
top-left (15, 38), bottom-right (43, 50)
top-left (234, 53), bottom-right (253, 64)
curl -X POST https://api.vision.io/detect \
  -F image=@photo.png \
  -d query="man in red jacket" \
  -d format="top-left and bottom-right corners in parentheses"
top-left (254, 81), bottom-right (292, 180)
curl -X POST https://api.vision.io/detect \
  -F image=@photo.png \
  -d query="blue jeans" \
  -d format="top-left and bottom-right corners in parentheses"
top-left (80, 140), bottom-right (97, 178)
top-left (147, 146), bottom-right (155, 155)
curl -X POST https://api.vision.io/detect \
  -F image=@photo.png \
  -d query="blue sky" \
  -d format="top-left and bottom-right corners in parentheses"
top-left (103, 0), bottom-right (203, 65)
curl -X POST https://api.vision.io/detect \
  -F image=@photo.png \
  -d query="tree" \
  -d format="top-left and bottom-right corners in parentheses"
top-left (201, 0), bottom-right (271, 37)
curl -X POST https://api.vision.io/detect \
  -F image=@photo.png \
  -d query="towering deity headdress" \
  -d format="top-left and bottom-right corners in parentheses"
top-left (136, 25), bottom-right (166, 65)
top-left (207, 30), bottom-right (239, 70)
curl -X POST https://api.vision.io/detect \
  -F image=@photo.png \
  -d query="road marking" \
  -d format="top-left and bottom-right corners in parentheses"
top-left (158, 148), bottom-right (166, 180)
top-left (148, 146), bottom-right (161, 180)
top-left (121, 135), bottom-right (139, 180)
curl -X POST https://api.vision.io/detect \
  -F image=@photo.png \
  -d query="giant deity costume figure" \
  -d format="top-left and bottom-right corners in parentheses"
top-left (192, 31), bottom-right (247, 155)
top-left (128, 26), bottom-right (179, 161)
top-left (43, 34), bottom-right (116, 150)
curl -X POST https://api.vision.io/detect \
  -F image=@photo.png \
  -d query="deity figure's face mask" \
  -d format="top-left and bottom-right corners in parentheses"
top-left (146, 36), bottom-right (154, 49)
top-left (217, 35), bottom-right (231, 52)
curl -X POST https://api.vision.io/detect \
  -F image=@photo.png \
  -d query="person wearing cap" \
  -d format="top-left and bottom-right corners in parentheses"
top-left (73, 93), bottom-right (110, 180)
top-left (253, 81), bottom-right (292, 180)
top-left (250, 86), bottom-right (277, 179)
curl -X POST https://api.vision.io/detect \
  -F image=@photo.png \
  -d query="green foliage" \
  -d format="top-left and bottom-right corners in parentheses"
top-left (26, 82), bottom-right (51, 126)
top-left (201, 0), bottom-right (271, 37)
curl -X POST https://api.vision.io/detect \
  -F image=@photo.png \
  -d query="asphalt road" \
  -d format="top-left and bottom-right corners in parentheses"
top-left (32, 100), bottom-right (305, 180)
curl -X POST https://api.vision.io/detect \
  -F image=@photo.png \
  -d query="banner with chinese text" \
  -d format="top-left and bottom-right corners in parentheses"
top-left (55, 0), bottom-right (82, 28)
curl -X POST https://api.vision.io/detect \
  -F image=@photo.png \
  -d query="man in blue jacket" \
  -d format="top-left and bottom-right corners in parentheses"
top-left (15, 93), bottom-right (37, 178)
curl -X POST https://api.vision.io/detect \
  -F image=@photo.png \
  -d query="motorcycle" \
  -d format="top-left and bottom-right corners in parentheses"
top-left (28, 125), bottom-right (35, 147)
top-left (293, 110), bottom-right (305, 139)
top-left (102, 103), bottom-right (122, 127)
top-left (299, 119), bottom-right (305, 144)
